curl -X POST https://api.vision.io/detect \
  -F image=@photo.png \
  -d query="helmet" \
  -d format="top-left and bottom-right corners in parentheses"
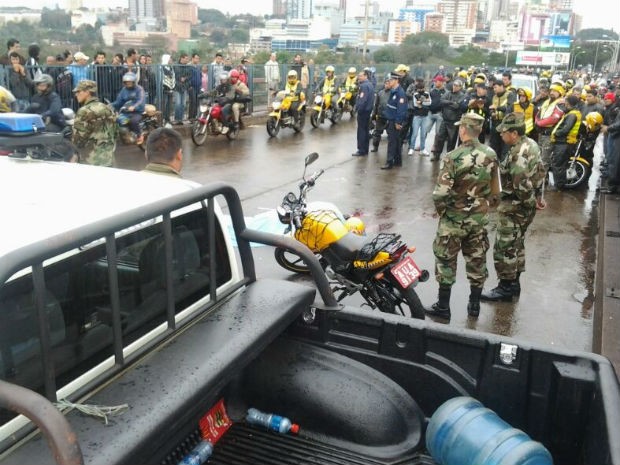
top-left (395, 64), bottom-right (409, 73)
top-left (122, 72), bottom-right (137, 83)
top-left (549, 83), bottom-right (565, 96)
top-left (458, 70), bottom-right (468, 79)
top-left (564, 78), bottom-right (574, 90)
top-left (345, 216), bottom-right (365, 236)
top-left (287, 70), bottom-right (298, 83)
top-left (517, 87), bottom-right (532, 100)
top-left (229, 69), bottom-right (240, 83)
top-left (348, 67), bottom-right (356, 77)
top-left (33, 73), bottom-right (54, 87)
top-left (219, 72), bottom-right (229, 84)
top-left (325, 65), bottom-right (335, 73)
top-left (585, 111), bottom-right (603, 131)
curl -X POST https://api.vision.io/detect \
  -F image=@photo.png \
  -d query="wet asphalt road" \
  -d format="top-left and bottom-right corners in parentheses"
top-left (116, 116), bottom-right (601, 353)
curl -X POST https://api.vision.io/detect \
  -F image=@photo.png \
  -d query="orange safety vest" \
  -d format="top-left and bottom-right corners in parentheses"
top-left (551, 108), bottom-right (582, 144)
top-left (513, 102), bottom-right (535, 135)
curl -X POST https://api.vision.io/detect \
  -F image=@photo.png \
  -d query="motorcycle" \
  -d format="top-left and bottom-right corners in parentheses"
top-left (191, 94), bottom-right (249, 145)
top-left (564, 125), bottom-right (597, 190)
top-left (266, 90), bottom-right (306, 137)
top-left (336, 86), bottom-right (357, 119)
top-left (116, 104), bottom-right (161, 151)
top-left (275, 152), bottom-right (429, 319)
top-left (309, 93), bottom-right (341, 128)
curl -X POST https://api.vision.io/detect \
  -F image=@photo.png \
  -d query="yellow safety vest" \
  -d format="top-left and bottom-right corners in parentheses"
top-left (538, 98), bottom-right (560, 120)
top-left (513, 102), bottom-right (535, 135)
top-left (491, 92), bottom-right (509, 121)
top-left (551, 108), bottom-right (582, 144)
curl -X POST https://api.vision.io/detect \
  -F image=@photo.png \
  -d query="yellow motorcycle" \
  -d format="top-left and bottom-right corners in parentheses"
top-left (336, 86), bottom-right (357, 119)
top-left (266, 90), bottom-right (306, 137)
top-left (309, 92), bottom-right (341, 128)
top-left (275, 152), bottom-right (428, 319)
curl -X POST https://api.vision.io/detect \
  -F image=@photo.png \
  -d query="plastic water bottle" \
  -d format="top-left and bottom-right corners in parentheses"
top-left (426, 397), bottom-right (552, 465)
top-left (246, 408), bottom-right (300, 434)
top-left (177, 440), bottom-right (213, 465)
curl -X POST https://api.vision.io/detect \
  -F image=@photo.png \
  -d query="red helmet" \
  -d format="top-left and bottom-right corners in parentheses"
top-left (229, 69), bottom-right (240, 83)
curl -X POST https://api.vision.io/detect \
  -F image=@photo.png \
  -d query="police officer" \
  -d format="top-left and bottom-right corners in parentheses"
top-left (370, 74), bottom-right (391, 153)
top-left (72, 80), bottom-right (117, 167)
top-left (381, 72), bottom-right (408, 169)
top-left (352, 70), bottom-right (374, 156)
top-left (425, 113), bottom-right (499, 320)
top-left (481, 113), bottom-right (545, 303)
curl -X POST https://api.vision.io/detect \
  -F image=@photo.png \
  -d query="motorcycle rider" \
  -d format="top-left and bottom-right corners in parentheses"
top-left (341, 67), bottom-right (358, 110)
top-left (27, 73), bottom-right (66, 132)
top-left (535, 82), bottom-right (565, 173)
top-left (549, 94), bottom-right (582, 190)
top-left (219, 69), bottom-right (250, 130)
top-left (111, 72), bottom-right (145, 145)
top-left (282, 69), bottom-right (305, 129)
top-left (488, 80), bottom-right (517, 160)
top-left (315, 65), bottom-right (339, 114)
top-left (512, 87), bottom-right (535, 138)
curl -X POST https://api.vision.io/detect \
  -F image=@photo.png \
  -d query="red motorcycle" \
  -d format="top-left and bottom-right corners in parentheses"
top-left (191, 94), bottom-right (246, 145)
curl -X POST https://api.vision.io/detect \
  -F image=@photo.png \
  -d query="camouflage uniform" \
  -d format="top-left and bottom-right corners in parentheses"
top-left (73, 87), bottom-right (117, 167)
top-left (432, 133), bottom-right (498, 288)
top-left (493, 133), bottom-right (544, 280)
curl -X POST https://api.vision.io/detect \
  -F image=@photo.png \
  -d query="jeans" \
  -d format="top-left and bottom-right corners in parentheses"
top-left (426, 112), bottom-right (442, 136)
top-left (409, 115), bottom-right (429, 150)
top-left (174, 89), bottom-right (188, 122)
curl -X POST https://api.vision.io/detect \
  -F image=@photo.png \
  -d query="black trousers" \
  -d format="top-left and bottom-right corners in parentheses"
top-left (356, 110), bottom-right (371, 154)
top-left (386, 121), bottom-right (402, 166)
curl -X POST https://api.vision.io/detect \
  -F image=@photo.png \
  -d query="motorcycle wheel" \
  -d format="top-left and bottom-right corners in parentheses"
top-left (266, 116), bottom-right (280, 137)
top-left (310, 111), bottom-right (320, 128)
top-left (371, 281), bottom-right (425, 319)
top-left (191, 119), bottom-right (208, 146)
top-left (295, 112), bottom-right (306, 132)
top-left (274, 247), bottom-right (311, 274)
top-left (330, 108), bottom-right (342, 124)
top-left (564, 159), bottom-right (590, 189)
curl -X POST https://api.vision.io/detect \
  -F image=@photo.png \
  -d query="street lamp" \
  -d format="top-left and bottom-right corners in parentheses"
top-left (593, 34), bottom-right (611, 72)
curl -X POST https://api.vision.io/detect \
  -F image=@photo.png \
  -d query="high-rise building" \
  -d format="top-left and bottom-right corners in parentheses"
top-left (166, 0), bottom-right (197, 39)
top-left (273, 0), bottom-right (287, 17)
top-left (437, 0), bottom-right (477, 45)
top-left (288, 0), bottom-right (313, 20)
top-left (129, 0), bottom-right (165, 22)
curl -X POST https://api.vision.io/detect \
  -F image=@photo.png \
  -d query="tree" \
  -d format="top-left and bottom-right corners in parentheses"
top-left (40, 7), bottom-right (71, 30)
top-left (230, 29), bottom-right (249, 43)
top-left (373, 45), bottom-right (400, 63)
top-left (198, 9), bottom-right (228, 25)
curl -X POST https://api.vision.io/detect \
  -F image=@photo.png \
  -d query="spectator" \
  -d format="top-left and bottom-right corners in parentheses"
top-left (426, 75), bottom-right (446, 141)
top-left (0, 38), bottom-right (24, 66)
top-left (431, 79), bottom-right (466, 161)
top-left (173, 53), bottom-right (192, 124)
top-left (93, 51), bottom-right (115, 103)
top-left (160, 54), bottom-right (175, 126)
top-left (53, 54), bottom-right (73, 109)
top-left (188, 53), bottom-right (202, 121)
top-left (488, 80), bottom-right (516, 159)
top-left (110, 53), bottom-right (125, 103)
top-left (211, 52), bottom-right (225, 88)
top-left (26, 43), bottom-right (42, 81)
top-left (68, 52), bottom-right (91, 109)
top-left (406, 78), bottom-right (431, 156)
top-left (7, 51), bottom-right (32, 111)
top-left (264, 52), bottom-right (280, 107)
top-left (200, 64), bottom-right (209, 93)
top-left (124, 48), bottom-right (140, 81)
top-left (290, 54), bottom-right (309, 92)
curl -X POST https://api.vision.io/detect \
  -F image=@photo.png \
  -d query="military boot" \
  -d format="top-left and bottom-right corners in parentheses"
top-left (467, 287), bottom-right (482, 317)
top-left (512, 272), bottom-right (521, 297)
top-left (425, 286), bottom-right (451, 320)
top-left (480, 279), bottom-right (514, 302)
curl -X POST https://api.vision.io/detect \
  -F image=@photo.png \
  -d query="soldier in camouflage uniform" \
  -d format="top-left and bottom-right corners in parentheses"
top-left (425, 112), bottom-right (499, 321)
top-left (481, 113), bottom-right (545, 302)
top-left (72, 80), bottom-right (117, 167)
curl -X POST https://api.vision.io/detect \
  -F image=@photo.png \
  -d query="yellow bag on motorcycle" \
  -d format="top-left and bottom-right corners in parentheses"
top-left (295, 210), bottom-right (349, 252)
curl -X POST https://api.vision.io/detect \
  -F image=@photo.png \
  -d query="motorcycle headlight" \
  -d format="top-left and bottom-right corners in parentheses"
top-left (272, 101), bottom-right (281, 110)
top-left (199, 104), bottom-right (209, 112)
top-left (276, 205), bottom-right (291, 224)
top-left (314, 95), bottom-right (323, 104)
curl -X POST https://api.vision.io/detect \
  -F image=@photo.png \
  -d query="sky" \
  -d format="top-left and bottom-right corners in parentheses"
top-left (2, 0), bottom-right (619, 32)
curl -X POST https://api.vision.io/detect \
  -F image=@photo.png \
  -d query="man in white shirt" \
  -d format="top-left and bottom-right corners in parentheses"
top-left (264, 52), bottom-right (280, 107)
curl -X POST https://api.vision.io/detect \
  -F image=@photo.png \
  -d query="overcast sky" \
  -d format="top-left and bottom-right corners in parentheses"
top-left (3, 0), bottom-right (619, 32)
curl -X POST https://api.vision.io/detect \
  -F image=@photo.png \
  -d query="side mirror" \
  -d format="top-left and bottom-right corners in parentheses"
top-left (305, 152), bottom-right (319, 167)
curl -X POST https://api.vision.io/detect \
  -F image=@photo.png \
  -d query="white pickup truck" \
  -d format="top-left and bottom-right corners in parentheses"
top-left (0, 157), bottom-right (618, 465)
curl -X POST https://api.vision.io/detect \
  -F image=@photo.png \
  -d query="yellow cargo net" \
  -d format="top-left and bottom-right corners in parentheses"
top-left (295, 210), bottom-right (348, 252)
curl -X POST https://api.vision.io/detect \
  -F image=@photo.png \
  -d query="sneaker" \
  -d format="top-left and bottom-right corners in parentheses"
top-left (407, 148), bottom-right (414, 156)
top-left (221, 126), bottom-right (229, 135)
top-left (421, 150), bottom-right (430, 156)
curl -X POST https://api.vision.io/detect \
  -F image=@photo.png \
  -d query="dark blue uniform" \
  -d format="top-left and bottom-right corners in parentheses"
top-left (382, 83), bottom-right (408, 168)
top-left (354, 78), bottom-right (375, 155)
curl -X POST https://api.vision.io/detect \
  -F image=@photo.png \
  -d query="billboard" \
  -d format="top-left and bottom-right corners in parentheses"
top-left (540, 35), bottom-right (572, 49)
top-left (516, 51), bottom-right (570, 66)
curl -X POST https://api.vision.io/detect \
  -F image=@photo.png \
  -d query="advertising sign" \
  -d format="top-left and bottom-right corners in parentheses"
top-left (540, 35), bottom-right (572, 49)
top-left (516, 51), bottom-right (570, 66)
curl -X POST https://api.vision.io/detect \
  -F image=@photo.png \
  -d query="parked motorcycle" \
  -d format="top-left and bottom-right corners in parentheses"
top-left (564, 114), bottom-right (601, 189)
top-left (336, 86), bottom-right (357, 119)
top-left (116, 104), bottom-right (161, 150)
top-left (266, 90), bottom-right (306, 137)
top-left (191, 94), bottom-right (249, 145)
top-left (309, 93), bottom-right (341, 128)
top-left (275, 152), bottom-right (428, 319)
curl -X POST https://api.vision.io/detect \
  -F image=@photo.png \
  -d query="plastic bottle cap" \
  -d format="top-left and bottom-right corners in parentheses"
top-left (290, 423), bottom-right (300, 434)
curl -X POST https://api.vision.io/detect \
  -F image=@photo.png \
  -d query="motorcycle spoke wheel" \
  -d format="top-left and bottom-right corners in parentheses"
top-left (295, 112), bottom-right (306, 132)
top-left (266, 117), bottom-right (280, 137)
top-left (310, 112), bottom-right (319, 128)
top-left (564, 160), bottom-right (590, 189)
top-left (371, 281), bottom-right (425, 319)
top-left (191, 120), bottom-right (208, 145)
top-left (274, 247), bottom-right (311, 274)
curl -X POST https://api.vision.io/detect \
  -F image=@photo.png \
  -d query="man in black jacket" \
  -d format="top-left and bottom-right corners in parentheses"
top-left (431, 79), bottom-right (466, 161)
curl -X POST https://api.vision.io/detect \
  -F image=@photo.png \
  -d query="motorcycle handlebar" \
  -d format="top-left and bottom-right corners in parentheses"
top-left (307, 169), bottom-right (324, 186)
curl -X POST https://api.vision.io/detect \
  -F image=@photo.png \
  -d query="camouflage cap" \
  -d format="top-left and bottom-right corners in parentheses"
top-left (496, 112), bottom-right (525, 132)
top-left (73, 80), bottom-right (97, 94)
top-left (454, 112), bottom-right (485, 129)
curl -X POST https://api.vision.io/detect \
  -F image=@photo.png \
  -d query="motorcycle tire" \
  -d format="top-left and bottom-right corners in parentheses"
top-left (371, 281), bottom-right (425, 319)
top-left (191, 119), bottom-right (209, 146)
top-left (295, 112), bottom-right (306, 132)
top-left (274, 247), bottom-right (311, 274)
top-left (310, 111), bottom-right (320, 128)
top-left (266, 116), bottom-right (280, 137)
top-left (564, 159), bottom-right (590, 189)
top-left (330, 108), bottom-right (342, 124)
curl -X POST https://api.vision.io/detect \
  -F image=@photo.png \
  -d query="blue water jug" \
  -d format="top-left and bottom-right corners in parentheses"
top-left (426, 397), bottom-right (553, 465)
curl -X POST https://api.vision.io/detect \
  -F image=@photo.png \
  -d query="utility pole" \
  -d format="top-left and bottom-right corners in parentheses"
top-left (362, 0), bottom-right (369, 63)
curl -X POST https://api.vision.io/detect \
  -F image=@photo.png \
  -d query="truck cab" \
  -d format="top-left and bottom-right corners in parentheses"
top-left (0, 157), bottom-right (619, 465)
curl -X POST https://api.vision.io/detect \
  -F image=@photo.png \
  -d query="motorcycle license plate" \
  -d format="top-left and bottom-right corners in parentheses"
top-left (390, 256), bottom-right (422, 289)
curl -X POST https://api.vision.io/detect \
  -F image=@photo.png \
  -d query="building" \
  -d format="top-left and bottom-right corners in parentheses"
top-left (313, 1), bottom-right (345, 36)
top-left (398, 7), bottom-right (434, 31)
top-left (166, 0), bottom-right (198, 40)
top-left (388, 19), bottom-right (420, 44)
top-left (425, 12), bottom-right (446, 33)
top-left (287, 0), bottom-right (313, 21)
top-left (437, 0), bottom-right (477, 46)
top-left (129, 0), bottom-right (165, 24)
top-left (0, 8), bottom-right (41, 25)
top-left (273, 0), bottom-right (287, 17)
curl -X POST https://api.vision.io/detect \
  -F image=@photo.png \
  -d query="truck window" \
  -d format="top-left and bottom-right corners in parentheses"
top-left (0, 206), bottom-right (231, 426)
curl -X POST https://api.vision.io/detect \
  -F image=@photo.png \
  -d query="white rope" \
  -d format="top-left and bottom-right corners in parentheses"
top-left (54, 399), bottom-right (129, 425)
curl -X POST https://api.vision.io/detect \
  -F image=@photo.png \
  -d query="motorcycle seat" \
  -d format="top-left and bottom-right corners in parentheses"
top-left (329, 232), bottom-right (370, 261)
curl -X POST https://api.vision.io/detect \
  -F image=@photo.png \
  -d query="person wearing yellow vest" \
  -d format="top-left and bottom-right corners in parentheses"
top-left (489, 80), bottom-right (516, 159)
top-left (550, 95), bottom-right (582, 190)
top-left (283, 70), bottom-right (305, 129)
top-left (513, 87), bottom-right (535, 137)
top-left (535, 83), bottom-right (565, 171)
top-left (315, 65), bottom-right (339, 111)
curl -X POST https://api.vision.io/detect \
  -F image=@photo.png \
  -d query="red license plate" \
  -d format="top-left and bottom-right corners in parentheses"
top-left (390, 256), bottom-right (422, 289)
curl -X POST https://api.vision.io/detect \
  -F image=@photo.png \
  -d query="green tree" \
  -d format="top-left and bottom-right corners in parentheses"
top-left (373, 45), bottom-right (399, 63)
top-left (40, 7), bottom-right (71, 30)
top-left (230, 29), bottom-right (249, 43)
top-left (198, 9), bottom-right (228, 25)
